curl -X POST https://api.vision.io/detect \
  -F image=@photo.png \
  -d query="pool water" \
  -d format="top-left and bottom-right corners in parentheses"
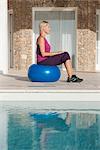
top-left (8, 112), bottom-right (100, 150)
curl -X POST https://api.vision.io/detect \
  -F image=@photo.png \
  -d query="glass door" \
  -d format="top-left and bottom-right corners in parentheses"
top-left (60, 11), bottom-right (76, 68)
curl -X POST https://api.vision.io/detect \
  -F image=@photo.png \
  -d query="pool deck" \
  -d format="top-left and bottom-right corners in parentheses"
top-left (0, 70), bottom-right (100, 91)
top-left (0, 70), bottom-right (100, 101)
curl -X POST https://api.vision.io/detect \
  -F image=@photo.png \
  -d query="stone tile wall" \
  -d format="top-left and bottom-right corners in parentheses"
top-left (8, 0), bottom-right (100, 72)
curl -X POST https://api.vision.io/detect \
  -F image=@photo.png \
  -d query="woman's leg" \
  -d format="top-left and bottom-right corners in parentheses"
top-left (38, 52), bottom-right (83, 82)
top-left (65, 112), bottom-right (71, 125)
top-left (64, 59), bottom-right (73, 78)
top-left (57, 52), bottom-right (73, 78)
top-left (38, 52), bottom-right (71, 77)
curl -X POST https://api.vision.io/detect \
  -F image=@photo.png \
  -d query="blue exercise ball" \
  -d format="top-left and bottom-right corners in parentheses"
top-left (28, 64), bottom-right (61, 82)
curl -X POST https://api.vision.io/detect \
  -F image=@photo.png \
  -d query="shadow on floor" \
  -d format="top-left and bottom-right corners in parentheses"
top-left (2, 74), bottom-right (57, 87)
top-left (3, 74), bottom-right (29, 82)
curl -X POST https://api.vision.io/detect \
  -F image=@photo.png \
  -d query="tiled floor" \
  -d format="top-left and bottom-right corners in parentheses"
top-left (0, 70), bottom-right (100, 91)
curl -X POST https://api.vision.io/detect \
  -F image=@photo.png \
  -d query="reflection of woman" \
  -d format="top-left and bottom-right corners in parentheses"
top-left (36, 20), bottom-right (83, 82)
top-left (31, 113), bottom-right (71, 150)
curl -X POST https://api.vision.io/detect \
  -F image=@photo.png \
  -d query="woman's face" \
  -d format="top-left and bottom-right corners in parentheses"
top-left (44, 24), bottom-right (51, 34)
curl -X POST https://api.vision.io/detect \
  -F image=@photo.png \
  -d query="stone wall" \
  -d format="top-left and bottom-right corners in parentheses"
top-left (9, 0), bottom-right (100, 72)
top-left (12, 0), bottom-right (32, 71)
top-left (77, 1), bottom-right (96, 71)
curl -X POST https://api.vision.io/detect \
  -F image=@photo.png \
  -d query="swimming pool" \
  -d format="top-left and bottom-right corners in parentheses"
top-left (6, 110), bottom-right (100, 150)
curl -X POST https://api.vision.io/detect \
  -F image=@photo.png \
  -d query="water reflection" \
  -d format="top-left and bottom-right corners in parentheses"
top-left (7, 112), bottom-right (100, 150)
top-left (30, 112), bottom-right (71, 150)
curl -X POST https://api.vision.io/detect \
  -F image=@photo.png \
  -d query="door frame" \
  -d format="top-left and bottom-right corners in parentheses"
top-left (96, 9), bottom-right (100, 71)
top-left (8, 9), bottom-right (13, 69)
top-left (32, 7), bottom-right (78, 70)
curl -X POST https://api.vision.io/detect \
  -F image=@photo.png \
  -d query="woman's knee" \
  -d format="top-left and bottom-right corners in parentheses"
top-left (63, 52), bottom-right (70, 60)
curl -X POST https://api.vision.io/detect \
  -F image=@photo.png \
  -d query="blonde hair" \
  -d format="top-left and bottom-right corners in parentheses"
top-left (39, 20), bottom-right (49, 32)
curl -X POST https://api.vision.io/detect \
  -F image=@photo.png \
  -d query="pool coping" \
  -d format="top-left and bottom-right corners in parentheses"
top-left (0, 90), bottom-right (100, 101)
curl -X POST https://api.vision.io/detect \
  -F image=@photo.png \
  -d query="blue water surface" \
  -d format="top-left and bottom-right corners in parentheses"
top-left (8, 112), bottom-right (100, 150)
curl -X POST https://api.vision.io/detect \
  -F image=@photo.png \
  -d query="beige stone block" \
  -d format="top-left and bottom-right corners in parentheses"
top-left (76, 113), bottom-right (96, 129)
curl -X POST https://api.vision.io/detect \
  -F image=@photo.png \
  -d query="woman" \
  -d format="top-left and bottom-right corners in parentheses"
top-left (36, 20), bottom-right (83, 82)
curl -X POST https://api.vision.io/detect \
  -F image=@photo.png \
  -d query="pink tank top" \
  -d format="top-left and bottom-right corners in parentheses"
top-left (36, 37), bottom-right (51, 63)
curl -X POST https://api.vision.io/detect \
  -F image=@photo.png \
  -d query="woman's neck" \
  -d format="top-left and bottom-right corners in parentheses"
top-left (40, 32), bottom-right (46, 38)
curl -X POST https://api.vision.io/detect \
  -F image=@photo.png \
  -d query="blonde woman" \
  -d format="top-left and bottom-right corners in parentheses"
top-left (36, 20), bottom-right (83, 82)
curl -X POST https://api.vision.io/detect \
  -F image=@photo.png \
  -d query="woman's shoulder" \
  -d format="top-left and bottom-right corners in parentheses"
top-left (37, 36), bottom-right (45, 45)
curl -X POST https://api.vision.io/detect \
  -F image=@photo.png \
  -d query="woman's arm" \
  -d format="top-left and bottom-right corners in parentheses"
top-left (38, 37), bottom-right (62, 57)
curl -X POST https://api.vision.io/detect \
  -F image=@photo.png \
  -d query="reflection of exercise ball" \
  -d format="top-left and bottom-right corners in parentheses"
top-left (30, 112), bottom-right (59, 120)
top-left (28, 64), bottom-right (61, 82)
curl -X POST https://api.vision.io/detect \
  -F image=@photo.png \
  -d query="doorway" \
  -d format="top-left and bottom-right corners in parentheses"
top-left (32, 8), bottom-right (77, 69)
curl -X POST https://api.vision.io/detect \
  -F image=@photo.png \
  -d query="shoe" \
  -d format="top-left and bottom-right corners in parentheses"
top-left (67, 75), bottom-right (83, 83)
